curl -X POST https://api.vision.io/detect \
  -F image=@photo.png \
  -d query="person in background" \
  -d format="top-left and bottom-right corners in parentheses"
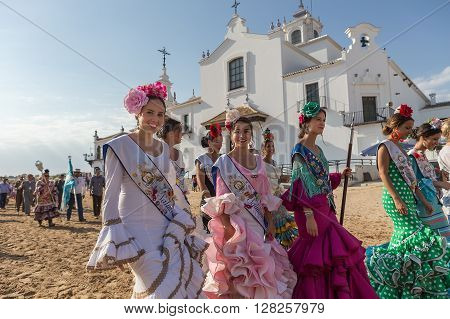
top-left (408, 119), bottom-right (450, 245)
top-left (195, 123), bottom-right (223, 233)
top-left (438, 118), bottom-right (450, 215)
top-left (89, 167), bottom-right (105, 218)
top-left (191, 174), bottom-right (198, 192)
top-left (261, 128), bottom-right (298, 250)
top-left (0, 178), bottom-right (12, 209)
top-left (55, 174), bottom-right (65, 210)
top-left (14, 176), bottom-right (24, 213)
top-left (66, 169), bottom-right (86, 222)
top-left (22, 174), bottom-right (34, 215)
top-left (33, 169), bottom-right (59, 227)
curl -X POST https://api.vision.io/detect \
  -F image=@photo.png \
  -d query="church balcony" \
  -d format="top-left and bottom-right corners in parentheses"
top-left (341, 107), bottom-right (394, 127)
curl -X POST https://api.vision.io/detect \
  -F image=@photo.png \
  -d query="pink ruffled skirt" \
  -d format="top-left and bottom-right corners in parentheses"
top-left (201, 193), bottom-right (297, 299)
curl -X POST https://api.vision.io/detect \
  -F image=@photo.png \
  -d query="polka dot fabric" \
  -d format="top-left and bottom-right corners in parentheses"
top-left (365, 162), bottom-right (450, 299)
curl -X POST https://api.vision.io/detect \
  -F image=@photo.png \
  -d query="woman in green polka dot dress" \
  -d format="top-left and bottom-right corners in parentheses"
top-left (365, 104), bottom-right (450, 299)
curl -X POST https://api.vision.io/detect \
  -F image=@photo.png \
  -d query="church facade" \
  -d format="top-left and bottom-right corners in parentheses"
top-left (167, 4), bottom-right (446, 175)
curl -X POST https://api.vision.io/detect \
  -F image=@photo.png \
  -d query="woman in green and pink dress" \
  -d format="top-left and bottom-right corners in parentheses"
top-left (281, 102), bottom-right (378, 299)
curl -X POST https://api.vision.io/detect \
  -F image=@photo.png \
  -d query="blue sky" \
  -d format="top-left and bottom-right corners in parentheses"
top-left (0, 0), bottom-right (449, 175)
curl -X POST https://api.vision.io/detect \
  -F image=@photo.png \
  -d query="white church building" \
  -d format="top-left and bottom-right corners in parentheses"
top-left (85, 3), bottom-right (449, 177)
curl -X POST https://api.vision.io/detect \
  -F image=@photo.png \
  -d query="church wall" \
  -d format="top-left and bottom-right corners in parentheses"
top-left (199, 36), bottom-right (285, 118)
top-left (387, 62), bottom-right (430, 124)
top-left (280, 43), bottom-right (316, 75)
top-left (299, 39), bottom-right (342, 63)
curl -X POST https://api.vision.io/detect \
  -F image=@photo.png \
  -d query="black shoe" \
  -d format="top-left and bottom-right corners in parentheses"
top-left (48, 222), bottom-right (56, 227)
top-left (79, 218), bottom-right (87, 222)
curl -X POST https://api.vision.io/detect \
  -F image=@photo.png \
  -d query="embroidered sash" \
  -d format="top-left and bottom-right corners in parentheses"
top-left (214, 155), bottom-right (268, 233)
top-left (379, 140), bottom-right (417, 189)
top-left (408, 149), bottom-right (437, 181)
top-left (105, 136), bottom-right (176, 221)
top-left (196, 154), bottom-right (214, 184)
top-left (291, 143), bottom-right (336, 210)
top-left (172, 159), bottom-right (187, 194)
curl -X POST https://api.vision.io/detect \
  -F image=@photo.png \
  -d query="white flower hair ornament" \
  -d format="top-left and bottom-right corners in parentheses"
top-left (225, 108), bottom-right (241, 131)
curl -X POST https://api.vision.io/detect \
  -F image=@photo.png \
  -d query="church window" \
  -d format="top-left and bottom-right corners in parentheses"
top-left (229, 57), bottom-right (244, 91)
top-left (291, 30), bottom-right (302, 44)
top-left (305, 82), bottom-right (319, 104)
top-left (313, 30), bottom-right (319, 38)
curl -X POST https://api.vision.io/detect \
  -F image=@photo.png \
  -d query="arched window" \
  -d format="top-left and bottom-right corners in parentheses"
top-left (291, 30), bottom-right (302, 44)
top-left (228, 57), bottom-right (244, 91)
top-left (313, 30), bottom-right (319, 38)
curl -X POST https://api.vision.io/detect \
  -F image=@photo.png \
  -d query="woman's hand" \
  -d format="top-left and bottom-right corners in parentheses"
top-left (267, 215), bottom-right (276, 238)
top-left (221, 214), bottom-right (235, 242)
top-left (423, 201), bottom-right (434, 215)
top-left (305, 215), bottom-right (318, 237)
top-left (223, 223), bottom-right (235, 242)
top-left (341, 167), bottom-right (352, 179)
top-left (393, 197), bottom-right (408, 215)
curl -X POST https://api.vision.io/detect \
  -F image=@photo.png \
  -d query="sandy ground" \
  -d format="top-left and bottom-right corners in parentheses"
top-left (0, 183), bottom-right (393, 299)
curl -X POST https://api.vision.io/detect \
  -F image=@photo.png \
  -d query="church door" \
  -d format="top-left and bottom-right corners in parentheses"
top-left (362, 96), bottom-right (377, 123)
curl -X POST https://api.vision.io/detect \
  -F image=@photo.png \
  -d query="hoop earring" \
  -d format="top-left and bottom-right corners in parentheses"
top-left (249, 137), bottom-right (255, 149)
top-left (392, 130), bottom-right (401, 141)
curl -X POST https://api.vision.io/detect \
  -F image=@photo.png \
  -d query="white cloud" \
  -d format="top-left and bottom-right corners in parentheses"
top-left (414, 66), bottom-right (450, 102)
top-left (0, 110), bottom-right (136, 175)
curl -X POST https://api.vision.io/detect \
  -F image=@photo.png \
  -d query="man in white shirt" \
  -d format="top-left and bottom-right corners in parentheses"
top-left (66, 169), bottom-right (86, 221)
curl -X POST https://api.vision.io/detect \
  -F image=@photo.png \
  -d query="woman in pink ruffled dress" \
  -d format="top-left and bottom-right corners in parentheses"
top-left (201, 109), bottom-right (296, 299)
top-left (281, 102), bottom-right (378, 299)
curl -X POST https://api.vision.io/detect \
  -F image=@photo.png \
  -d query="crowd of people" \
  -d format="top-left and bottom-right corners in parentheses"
top-left (82, 81), bottom-right (449, 299)
top-left (0, 167), bottom-right (105, 227)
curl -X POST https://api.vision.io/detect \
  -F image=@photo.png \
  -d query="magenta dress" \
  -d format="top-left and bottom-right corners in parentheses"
top-left (201, 155), bottom-right (297, 299)
top-left (281, 144), bottom-right (378, 299)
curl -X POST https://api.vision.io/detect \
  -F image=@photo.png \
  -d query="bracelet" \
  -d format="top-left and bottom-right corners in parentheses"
top-left (304, 210), bottom-right (314, 217)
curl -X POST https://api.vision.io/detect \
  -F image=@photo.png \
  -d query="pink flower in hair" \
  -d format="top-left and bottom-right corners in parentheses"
top-left (123, 88), bottom-right (149, 114)
top-left (153, 81), bottom-right (168, 99)
top-left (137, 82), bottom-right (168, 100)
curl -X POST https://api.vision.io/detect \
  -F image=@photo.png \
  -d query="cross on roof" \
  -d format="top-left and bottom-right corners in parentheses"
top-left (232, 0), bottom-right (240, 15)
top-left (157, 47), bottom-right (171, 68)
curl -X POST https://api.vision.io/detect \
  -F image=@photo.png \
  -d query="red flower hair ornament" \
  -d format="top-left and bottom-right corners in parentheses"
top-left (394, 104), bottom-right (413, 118)
top-left (208, 123), bottom-right (222, 139)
